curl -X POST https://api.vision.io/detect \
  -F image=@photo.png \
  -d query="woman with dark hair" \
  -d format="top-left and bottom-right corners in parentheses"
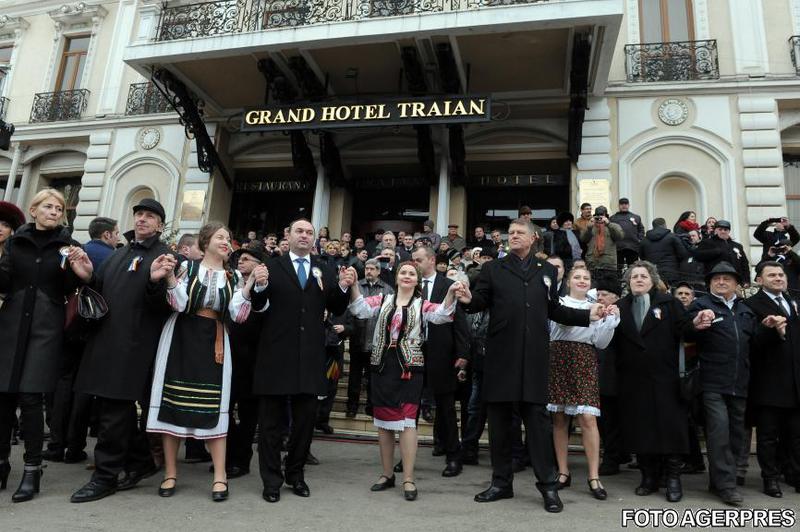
top-left (611, 260), bottom-right (712, 502)
top-left (673, 211), bottom-right (700, 237)
top-left (146, 221), bottom-right (265, 502)
top-left (346, 261), bottom-right (467, 501)
top-left (702, 217), bottom-right (717, 239)
top-left (543, 213), bottom-right (583, 269)
top-left (0, 189), bottom-right (93, 502)
top-left (0, 201), bottom-right (25, 261)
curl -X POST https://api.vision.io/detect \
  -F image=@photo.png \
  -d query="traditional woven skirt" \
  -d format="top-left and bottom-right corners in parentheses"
top-left (547, 340), bottom-right (601, 417)
top-left (147, 313), bottom-right (231, 439)
top-left (370, 347), bottom-right (423, 431)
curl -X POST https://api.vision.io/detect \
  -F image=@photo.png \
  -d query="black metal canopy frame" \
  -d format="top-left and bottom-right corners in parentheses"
top-left (151, 68), bottom-right (231, 186)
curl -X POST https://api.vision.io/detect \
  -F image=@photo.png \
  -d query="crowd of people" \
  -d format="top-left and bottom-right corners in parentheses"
top-left (0, 191), bottom-right (798, 514)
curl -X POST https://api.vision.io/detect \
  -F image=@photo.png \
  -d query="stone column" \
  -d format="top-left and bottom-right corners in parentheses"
top-left (3, 143), bottom-right (22, 202)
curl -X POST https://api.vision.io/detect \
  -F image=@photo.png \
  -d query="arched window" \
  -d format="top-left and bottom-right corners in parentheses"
top-left (653, 175), bottom-right (699, 228)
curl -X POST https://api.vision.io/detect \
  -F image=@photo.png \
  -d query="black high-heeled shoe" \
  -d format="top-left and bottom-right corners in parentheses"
top-left (0, 460), bottom-right (10, 490)
top-left (12, 465), bottom-right (42, 503)
top-left (557, 472), bottom-right (571, 490)
top-left (402, 481), bottom-right (417, 501)
top-left (588, 478), bottom-right (607, 500)
top-left (370, 474), bottom-right (396, 492)
top-left (158, 477), bottom-right (177, 497)
top-left (212, 481), bottom-right (229, 502)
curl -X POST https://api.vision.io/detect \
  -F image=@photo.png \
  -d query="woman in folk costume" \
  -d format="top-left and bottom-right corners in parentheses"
top-left (146, 222), bottom-right (267, 502)
top-left (346, 261), bottom-right (469, 501)
top-left (547, 266), bottom-right (620, 500)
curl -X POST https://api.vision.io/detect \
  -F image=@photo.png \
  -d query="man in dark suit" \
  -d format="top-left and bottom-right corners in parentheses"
top-left (461, 218), bottom-right (603, 513)
top-left (251, 219), bottom-right (350, 503)
top-left (744, 261), bottom-right (800, 497)
top-left (412, 246), bottom-right (470, 477)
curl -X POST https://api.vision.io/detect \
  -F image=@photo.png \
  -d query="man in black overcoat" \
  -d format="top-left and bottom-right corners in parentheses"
top-left (461, 218), bottom-right (603, 513)
top-left (412, 246), bottom-right (470, 477)
top-left (744, 261), bottom-right (800, 497)
top-left (71, 199), bottom-right (175, 503)
top-left (251, 219), bottom-right (350, 503)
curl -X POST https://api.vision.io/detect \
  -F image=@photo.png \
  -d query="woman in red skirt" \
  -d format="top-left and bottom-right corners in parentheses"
top-left (347, 261), bottom-right (468, 501)
top-left (547, 266), bottom-right (620, 500)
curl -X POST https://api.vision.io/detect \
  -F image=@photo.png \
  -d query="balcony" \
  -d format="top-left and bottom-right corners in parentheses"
top-left (156, 0), bottom-right (553, 42)
top-left (624, 39), bottom-right (719, 83)
top-left (29, 89), bottom-right (90, 123)
top-left (125, 82), bottom-right (173, 115)
top-left (0, 97), bottom-right (8, 121)
top-left (791, 36), bottom-right (800, 76)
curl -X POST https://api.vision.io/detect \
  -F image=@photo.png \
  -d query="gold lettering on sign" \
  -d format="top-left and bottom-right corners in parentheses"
top-left (452, 101), bottom-right (467, 116)
top-left (398, 102), bottom-right (412, 118)
top-left (427, 102), bottom-right (442, 117)
top-left (411, 102), bottom-right (426, 118)
top-left (469, 99), bottom-right (485, 116)
top-left (321, 106), bottom-right (336, 122)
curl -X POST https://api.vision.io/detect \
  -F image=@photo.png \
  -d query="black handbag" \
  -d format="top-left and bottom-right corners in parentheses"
top-left (65, 286), bottom-right (108, 333)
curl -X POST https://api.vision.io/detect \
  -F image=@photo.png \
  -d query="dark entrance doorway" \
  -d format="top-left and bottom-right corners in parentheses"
top-left (465, 160), bottom-right (570, 234)
top-left (228, 169), bottom-right (314, 240)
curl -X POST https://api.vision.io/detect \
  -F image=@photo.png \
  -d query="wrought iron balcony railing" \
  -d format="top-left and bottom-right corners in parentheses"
top-left (791, 36), bottom-right (800, 76)
top-left (0, 97), bottom-right (9, 121)
top-left (624, 39), bottom-right (719, 83)
top-left (29, 89), bottom-right (90, 123)
top-left (156, 0), bottom-right (551, 42)
top-left (125, 82), bottom-right (173, 115)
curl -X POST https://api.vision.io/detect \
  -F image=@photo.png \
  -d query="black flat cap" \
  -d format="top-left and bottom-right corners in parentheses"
top-left (132, 198), bottom-right (166, 221)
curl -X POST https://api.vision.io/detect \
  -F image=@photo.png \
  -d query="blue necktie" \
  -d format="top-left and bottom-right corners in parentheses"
top-left (295, 257), bottom-right (308, 288)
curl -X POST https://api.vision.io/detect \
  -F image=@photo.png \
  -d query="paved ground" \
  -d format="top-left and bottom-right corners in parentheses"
top-left (0, 438), bottom-right (797, 532)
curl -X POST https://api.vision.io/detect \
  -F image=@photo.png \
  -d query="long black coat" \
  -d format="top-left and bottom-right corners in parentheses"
top-left (424, 273), bottom-right (470, 395)
top-left (0, 224), bottom-right (81, 393)
top-left (744, 290), bottom-right (800, 408)
top-left (612, 292), bottom-right (692, 454)
top-left (250, 254), bottom-right (349, 396)
top-left (639, 227), bottom-right (689, 283)
top-left (74, 232), bottom-right (173, 401)
top-left (464, 254), bottom-right (589, 403)
top-left (694, 235), bottom-right (751, 284)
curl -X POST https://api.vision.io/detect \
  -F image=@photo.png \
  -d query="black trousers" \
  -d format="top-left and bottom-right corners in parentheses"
top-left (756, 405), bottom-right (800, 483)
top-left (599, 394), bottom-right (626, 465)
top-left (434, 392), bottom-right (461, 463)
top-left (487, 401), bottom-right (557, 490)
top-left (91, 397), bottom-right (154, 486)
top-left (48, 341), bottom-right (91, 454)
top-left (617, 249), bottom-right (639, 271)
top-left (639, 453), bottom-right (682, 479)
top-left (462, 369), bottom-right (487, 457)
top-left (0, 393), bottom-right (44, 465)
top-left (346, 350), bottom-right (372, 413)
top-left (703, 392), bottom-right (747, 490)
top-left (258, 394), bottom-right (318, 490)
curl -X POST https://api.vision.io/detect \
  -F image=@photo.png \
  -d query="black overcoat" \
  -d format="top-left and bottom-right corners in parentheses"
top-left (612, 291), bottom-right (692, 454)
top-left (463, 254), bottom-right (589, 403)
top-left (424, 273), bottom-right (470, 395)
top-left (250, 254), bottom-right (349, 396)
top-left (74, 232), bottom-right (173, 401)
top-left (744, 290), bottom-right (800, 408)
top-left (0, 224), bottom-right (81, 392)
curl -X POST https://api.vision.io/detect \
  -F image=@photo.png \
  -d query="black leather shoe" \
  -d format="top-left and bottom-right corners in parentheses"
top-left (370, 474), bottom-right (396, 492)
top-left (42, 448), bottom-right (65, 462)
top-left (70, 480), bottom-right (117, 503)
top-left (315, 423), bottom-right (334, 435)
top-left (262, 489), bottom-right (280, 503)
top-left (588, 478), bottom-right (608, 500)
top-left (635, 476), bottom-right (658, 496)
top-left (291, 480), bottom-right (310, 497)
top-left (306, 452), bottom-right (320, 466)
top-left (432, 446), bottom-right (445, 457)
top-left (716, 487), bottom-right (743, 505)
top-left (226, 466), bottom-right (249, 479)
top-left (462, 454), bottom-right (479, 466)
top-left (556, 472), bottom-right (571, 489)
top-left (541, 489), bottom-right (563, 513)
top-left (442, 461), bottom-right (462, 477)
top-left (12, 467), bottom-right (42, 503)
top-left (345, 410), bottom-right (357, 419)
top-left (474, 485), bottom-right (514, 503)
top-left (118, 463), bottom-right (160, 491)
top-left (402, 480), bottom-right (417, 501)
top-left (158, 477), bottom-right (177, 498)
top-left (598, 462), bottom-right (620, 476)
top-left (64, 450), bottom-right (88, 464)
top-left (212, 481), bottom-right (229, 502)
top-left (763, 478), bottom-right (783, 498)
top-left (393, 460), bottom-right (403, 473)
top-left (665, 477), bottom-right (683, 502)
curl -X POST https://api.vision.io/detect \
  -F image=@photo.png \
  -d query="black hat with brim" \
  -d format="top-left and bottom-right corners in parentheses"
top-left (705, 261), bottom-right (741, 284)
top-left (0, 201), bottom-right (25, 230)
top-left (132, 198), bottom-right (166, 222)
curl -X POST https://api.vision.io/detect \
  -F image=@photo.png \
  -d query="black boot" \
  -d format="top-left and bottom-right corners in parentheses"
top-left (665, 455), bottom-right (683, 503)
top-left (12, 465), bottom-right (42, 503)
top-left (0, 460), bottom-right (9, 490)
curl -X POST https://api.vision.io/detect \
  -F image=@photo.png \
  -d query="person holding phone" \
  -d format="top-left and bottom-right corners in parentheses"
top-left (754, 216), bottom-right (800, 263)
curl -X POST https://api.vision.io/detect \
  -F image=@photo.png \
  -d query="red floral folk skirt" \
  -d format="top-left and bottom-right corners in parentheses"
top-left (546, 340), bottom-right (601, 417)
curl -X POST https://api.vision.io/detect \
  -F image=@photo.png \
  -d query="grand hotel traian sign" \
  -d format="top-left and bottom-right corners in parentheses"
top-left (242, 95), bottom-right (491, 131)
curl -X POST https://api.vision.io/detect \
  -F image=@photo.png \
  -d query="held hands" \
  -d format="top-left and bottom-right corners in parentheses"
top-left (149, 254), bottom-right (177, 284)
top-left (762, 315), bottom-right (788, 339)
top-left (448, 281), bottom-right (472, 304)
top-left (66, 246), bottom-right (93, 282)
top-left (693, 309), bottom-right (715, 330)
top-left (589, 303), bottom-right (606, 321)
top-left (252, 264), bottom-right (269, 287)
top-left (339, 266), bottom-right (357, 289)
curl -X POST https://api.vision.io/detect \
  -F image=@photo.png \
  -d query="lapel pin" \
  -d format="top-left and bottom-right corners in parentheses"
top-left (652, 308), bottom-right (662, 320)
top-left (59, 246), bottom-right (71, 270)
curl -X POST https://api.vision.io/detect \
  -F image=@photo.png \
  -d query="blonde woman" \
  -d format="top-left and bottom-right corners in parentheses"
top-left (0, 189), bottom-right (92, 502)
top-left (547, 266), bottom-right (619, 500)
